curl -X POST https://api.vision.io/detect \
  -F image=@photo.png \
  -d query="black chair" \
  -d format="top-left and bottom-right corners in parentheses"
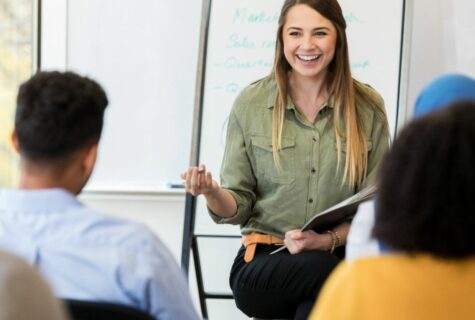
top-left (63, 299), bottom-right (154, 320)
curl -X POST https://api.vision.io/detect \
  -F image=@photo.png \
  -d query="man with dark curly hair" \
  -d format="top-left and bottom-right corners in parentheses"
top-left (0, 71), bottom-right (200, 320)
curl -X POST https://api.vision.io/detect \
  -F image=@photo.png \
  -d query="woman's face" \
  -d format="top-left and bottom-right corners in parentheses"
top-left (282, 4), bottom-right (337, 81)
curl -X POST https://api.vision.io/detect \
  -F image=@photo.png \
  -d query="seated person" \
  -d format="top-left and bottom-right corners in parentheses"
top-left (346, 73), bottom-right (475, 260)
top-left (310, 100), bottom-right (475, 319)
top-left (0, 249), bottom-right (68, 320)
top-left (0, 71), bottom-right (200, 320)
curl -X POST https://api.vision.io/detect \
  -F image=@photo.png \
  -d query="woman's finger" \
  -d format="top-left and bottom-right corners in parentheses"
top-left (189, 167), bottom-right (201, 194)
top-left (198, 169), bottom-right (207, 190)
top-left (205, 172), bottom-right (213, 189)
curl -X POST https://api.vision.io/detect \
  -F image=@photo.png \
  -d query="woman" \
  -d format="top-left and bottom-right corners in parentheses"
top-left (310, 100), bottom-right (475, 320)
top-left (182, 0), bottom-right (389, 318)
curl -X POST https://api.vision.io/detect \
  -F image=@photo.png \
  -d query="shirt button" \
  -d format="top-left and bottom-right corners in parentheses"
top-left (311, 168), bottom-right (316, 173)
top-left (312, 137), bottom-right (317, 142)
top-left (309, 198), bottom-right (313, 203)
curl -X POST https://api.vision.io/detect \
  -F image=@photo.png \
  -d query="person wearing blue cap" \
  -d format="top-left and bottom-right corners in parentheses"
top-left (414, 73), bottom-right (475, 117)
top-left (346, 73), bottom-right (475, 260)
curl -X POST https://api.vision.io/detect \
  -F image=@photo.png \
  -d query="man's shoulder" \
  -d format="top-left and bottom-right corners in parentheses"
top-left (62, 206), bottom-right (162, 252)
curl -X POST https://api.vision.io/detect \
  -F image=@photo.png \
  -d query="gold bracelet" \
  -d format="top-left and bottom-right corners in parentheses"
top-left (326, 230), bottom-right (337, 253)
top-left (334, 230), bottom-right (341, 248)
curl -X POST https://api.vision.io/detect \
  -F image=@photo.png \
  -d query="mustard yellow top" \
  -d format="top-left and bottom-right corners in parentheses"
top-left (310, 254), bottom-right (475, 320)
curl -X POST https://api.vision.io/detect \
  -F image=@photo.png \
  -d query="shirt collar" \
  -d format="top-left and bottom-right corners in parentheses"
top-left (0, 188), bottom-right (82, 213)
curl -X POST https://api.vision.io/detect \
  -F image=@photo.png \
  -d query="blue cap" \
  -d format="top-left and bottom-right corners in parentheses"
top-left (414, 74), bottom-right (475, 117)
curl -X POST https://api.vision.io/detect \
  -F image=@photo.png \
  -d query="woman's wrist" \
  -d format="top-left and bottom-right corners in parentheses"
top-left (325, 230), bottom-right (336, 253)
top-left (204, 187), bottom-right (238, 218)
top-left (325, 229), bottom-right (341, 253)
top-left (203, 184), bottom-right (220, 198)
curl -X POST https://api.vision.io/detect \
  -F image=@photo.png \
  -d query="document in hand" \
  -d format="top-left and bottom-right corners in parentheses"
top-left (301, 184), bottom-right (377, 232)
top-left (270, 185), bottom-right (377, 254)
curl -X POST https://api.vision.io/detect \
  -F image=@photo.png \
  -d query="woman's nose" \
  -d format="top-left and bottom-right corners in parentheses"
top-left (301, 36), bottom-right (315, 49)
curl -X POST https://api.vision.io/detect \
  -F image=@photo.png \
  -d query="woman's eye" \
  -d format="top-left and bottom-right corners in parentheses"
top-left (315, 31), bottom-right (327, 36)
top-left (289, 31), bottom-right (300, 36)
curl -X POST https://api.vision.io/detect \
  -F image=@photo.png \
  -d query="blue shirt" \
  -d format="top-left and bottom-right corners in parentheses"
top-left (346, 200), bottom-right (381, 260)
top-left (0, 188), bottom-right (200, 320)
top-left (346, 199), bottom-right (394, 260)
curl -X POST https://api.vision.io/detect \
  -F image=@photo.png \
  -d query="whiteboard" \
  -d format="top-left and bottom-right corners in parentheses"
top-left (65, 0), bottom-right (202, 191)
top-left (194, 0), bottom-right (405, 234)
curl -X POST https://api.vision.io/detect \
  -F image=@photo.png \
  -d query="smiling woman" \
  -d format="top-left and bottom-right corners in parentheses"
top-left (182, 0), bottom-right (390, 319)
top-left (0, 0), bottom-right (34, 187)
top-left (283, 4), bottom-right (337, 85)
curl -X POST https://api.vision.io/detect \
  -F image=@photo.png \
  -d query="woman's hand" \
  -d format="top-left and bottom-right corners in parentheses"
top-left (181, 164), bottom-right (219, 196)
top-left (284, 229), bottom-right (331, 254)
top-left (181, 164), bottom-right (237, 218)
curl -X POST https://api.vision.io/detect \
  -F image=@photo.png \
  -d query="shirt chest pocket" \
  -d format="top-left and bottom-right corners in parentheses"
top-left (335, 140), bottom-right (373, 154)
top-left (251, 135), bottom-right (296, 184)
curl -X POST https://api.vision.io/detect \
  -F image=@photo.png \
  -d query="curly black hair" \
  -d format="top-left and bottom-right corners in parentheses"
top-left (373, 101), bottom-right (475, 259)
top-left (15, 71), bottom-right (108, 160)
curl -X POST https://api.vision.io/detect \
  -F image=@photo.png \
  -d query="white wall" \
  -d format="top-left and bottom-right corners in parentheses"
top-left (404, 0), bottom-right (475, 121)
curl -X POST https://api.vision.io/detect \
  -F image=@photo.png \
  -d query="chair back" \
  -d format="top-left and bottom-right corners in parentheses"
top-left (64, 299), bottom-right (154, 320)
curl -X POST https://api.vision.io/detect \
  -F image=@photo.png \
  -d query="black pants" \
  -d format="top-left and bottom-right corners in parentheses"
top-left (230, 244), bottom-right (343, 320)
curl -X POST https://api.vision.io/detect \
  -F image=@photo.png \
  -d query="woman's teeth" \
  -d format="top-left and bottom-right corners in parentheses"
top-left (297, 54), bottom-right (320, 61)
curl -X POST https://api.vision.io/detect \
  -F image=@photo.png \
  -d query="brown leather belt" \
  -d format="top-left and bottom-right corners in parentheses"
top-left (242, 232), bottom-right (284, 263)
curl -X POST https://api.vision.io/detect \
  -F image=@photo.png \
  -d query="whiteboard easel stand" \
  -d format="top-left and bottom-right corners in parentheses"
top-left (181, 1), bottom-right (237, 319)
top-left (396, 0), bottom-right (414, 132)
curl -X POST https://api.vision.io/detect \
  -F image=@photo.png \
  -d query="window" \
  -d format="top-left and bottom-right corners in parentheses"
top-left (0, 0), bottom-right (35, 187)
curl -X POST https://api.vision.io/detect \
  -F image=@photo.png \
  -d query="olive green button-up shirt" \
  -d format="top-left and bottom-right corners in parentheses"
top-left (209, 77), bottom-right (389, 237)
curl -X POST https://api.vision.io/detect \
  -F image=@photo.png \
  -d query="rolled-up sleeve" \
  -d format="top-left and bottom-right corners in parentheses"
top-left (208, 96), bottom-right (257, 225)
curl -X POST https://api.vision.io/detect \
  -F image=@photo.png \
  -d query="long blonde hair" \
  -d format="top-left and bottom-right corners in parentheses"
top-left (271, 0), bottom-right (386, 188)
